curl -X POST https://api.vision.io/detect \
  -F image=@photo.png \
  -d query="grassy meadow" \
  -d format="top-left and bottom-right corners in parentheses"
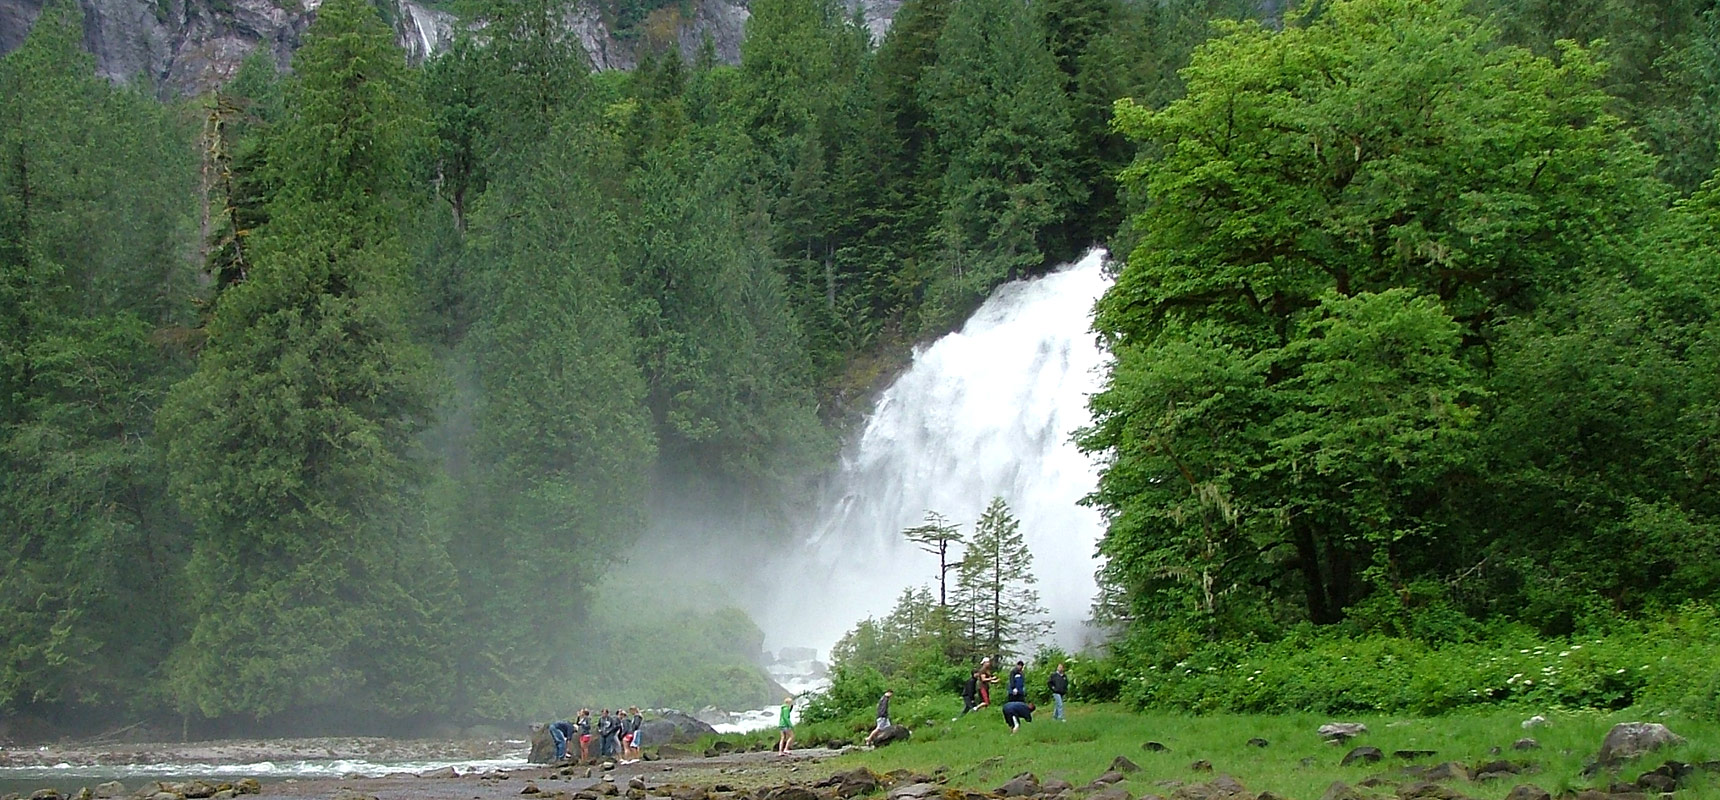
top-left (717, 701), bottom-right (1720, 800)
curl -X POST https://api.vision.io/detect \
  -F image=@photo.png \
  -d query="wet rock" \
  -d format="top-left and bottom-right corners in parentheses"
top-left (1597, 722), bottom-right (1684, 765)
top-left (995, 773), bottom-right (1040, 797)
top-left (1110, 757), bottom-right (1141, 774)
top-left (1143, 742), bottom-right (1170, 753)
top-left (1511, 739), bottom-right (1539, 751)
top-left (1245, 738), bottom-right (1269, 748)
top-left (419, 767), bottom-right (460, 779)
top-left (28, 790), bottom-right (61, 800)
top-left (1320, 723), bottom-right (1368, 742)
top-left (1502, 786), bottom-right (1549, 800)
top-left (93, 783), bottom-right (126, 799)
top-left (629, 778), bottom-right (648, 792)
top-left (1341, 747), bottom-right (1384, 767)
top-left (181, 781), bottom-right (219, 799)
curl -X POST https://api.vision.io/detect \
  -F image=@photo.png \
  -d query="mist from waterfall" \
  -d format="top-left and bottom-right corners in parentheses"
top-left (750, 249), bottom-right (1114, 656)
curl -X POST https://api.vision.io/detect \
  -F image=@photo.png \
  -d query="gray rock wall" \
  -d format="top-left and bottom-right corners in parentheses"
top-left (0, 0), bottom-right (903, 97)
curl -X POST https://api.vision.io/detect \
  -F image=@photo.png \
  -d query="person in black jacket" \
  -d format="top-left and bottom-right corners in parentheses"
top-left (959, 671), bottom-right (980, 717)
top-left (1048, 662), bottom-right (1069, 721)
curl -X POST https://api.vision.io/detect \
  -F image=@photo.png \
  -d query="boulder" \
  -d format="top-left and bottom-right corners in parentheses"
top-left (870, 725), bottom-right (911, 748)
top-left (641, 713), bottom-right (721, 747)
top-left (1319, 723), bottom-right (1368, 742)
top-left (92, 783), bottom-right (126, 799)
top-left (529, 723), bottom-right (559, 764)
top-left (1597, 722), bottom-right (1684, 765)
top-left (179, 782), bottom-right (218, 800)
top-left (994, 773), bottom-right (1040, 797)
top-left (28, 790), bottom-right (61, 800)
top-left (1502, 787), bottom-right (1549, 800)
top-left (1340, 747), bottom-right (1384, 767)
top-left (233, 780), bottom-right (260, 796)
top-left (418, 767), bottom-right (460, 779)
top-left (1110, 757), bottom-right (1141, 774)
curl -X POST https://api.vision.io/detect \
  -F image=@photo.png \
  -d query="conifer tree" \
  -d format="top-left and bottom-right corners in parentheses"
top-left (158, 0), bottom-right (456, 720)
top-left (954, 498), bottom-right (1051, 659)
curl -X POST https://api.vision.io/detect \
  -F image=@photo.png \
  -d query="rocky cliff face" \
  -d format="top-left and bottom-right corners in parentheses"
top-left (0, 0), bottom-right (902, 97)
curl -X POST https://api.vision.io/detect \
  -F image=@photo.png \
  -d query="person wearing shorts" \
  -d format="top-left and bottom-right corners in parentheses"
top-left (864, 690), bottom-right (892, 746)
top-left (629, 707), bottom-right (644, 758)
top-left (776, 696), bottom-right (795, 755)
top-left (576, 709), bottom-right (592, 761)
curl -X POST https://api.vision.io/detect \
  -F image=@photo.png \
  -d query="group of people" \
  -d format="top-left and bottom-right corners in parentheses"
top-left (860, 657), bottom-right (1072, 745)
top-left (549, 706), bottom-right (647, 763)
top-left (960, 657), bottom-right (1070, 733)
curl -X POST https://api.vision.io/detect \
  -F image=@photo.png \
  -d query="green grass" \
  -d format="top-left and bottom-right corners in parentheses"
top-left (739, 699), bottom-right (1720, 800)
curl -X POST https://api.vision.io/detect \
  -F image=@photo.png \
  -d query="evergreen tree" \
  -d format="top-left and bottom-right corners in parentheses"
top-left (157, 0), bottom-right (456, 720)
top-left (0, 0), bottom-right (198, 712)
top-left (903, 511), bottom-right (963, 607)
top-left (954, 498), bottom-right (1050, 659)
top-left (918, 0), bottom-right (1082, 329)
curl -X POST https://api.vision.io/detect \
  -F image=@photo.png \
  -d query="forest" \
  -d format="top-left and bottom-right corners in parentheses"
top-left (2, 0), bottom-right (1718, 733)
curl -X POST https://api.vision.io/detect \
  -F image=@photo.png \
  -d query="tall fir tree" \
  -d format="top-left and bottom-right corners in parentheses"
top-left (955, 498), bottom-right (1050, 659)
top-left (157, 0), bottom-right (457, 720)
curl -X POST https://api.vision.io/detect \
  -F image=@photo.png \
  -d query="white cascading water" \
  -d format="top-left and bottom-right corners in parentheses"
top-left (752, 248), bottom-right (1114, 656)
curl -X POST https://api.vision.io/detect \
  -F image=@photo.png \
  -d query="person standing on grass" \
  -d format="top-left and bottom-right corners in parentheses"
top-left (1001, 700), bottom-right (1034, 733)
top-left (865, 689), bottom-right (893, 745)
top-left (1047, 662), bottom-right (1069, 721)
top-left (1007, 661), bottom-right (1026, 703)
top-left (976, 657), bottom-right (997, 710)
top-left (960, 671), bottom-right (979, 716)
top-left (777, 696), bottom-right (796, 755)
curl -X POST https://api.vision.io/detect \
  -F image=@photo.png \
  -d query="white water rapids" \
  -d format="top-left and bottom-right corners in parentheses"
top-left (749, 248), bottom-right (1114, 656)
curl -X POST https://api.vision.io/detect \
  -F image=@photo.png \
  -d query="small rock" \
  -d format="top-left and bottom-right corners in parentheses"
top-left (603, 762), bottom-right (617, 771)
top-left (1319, 723), bottom-right (1368, 741)
top-left (602, 775), bottom-right (615, 783)
top-left (1398, 780), bottom-right (1463, 800)
top-left (629, 778), bottom-right (647, 792)
top-left (1087, 788), bottom-right (1131, 800)
top-left (596, 784), bottom-right (619, 797)
top-left (1511, 738), bottom-right (1539, 751)
top-left (995, 773), bottom-right (1040, 797)
top-left (93, 783), bottom-right (126, 799)
top-left (147, 792), bottom-right (178, 800)
top-left (208, 792), bottom-right (234, 800)
top-left (1392, 750), bottom-right (1436, 760)
top-left (332, 791), bottom-right (376, 800)
top-left (419, 767), bottom-right (460, 779)
top-left (1502, 786), bottom-right (1550, 800)
top-left (28, 790), bottom-right (61, 800)
top-left (181, 782), bottom-right (219, 800)
top-left (1142, 741), bottom-right (1169, 753)
top-left (1188, 760), bottom-right (1212, 773)
top-left (886, 785), bottom-right (940, 800)
top-left (1041, 778), bottom-right (1074, 795)
top-left (1340, 747), bottom-right (1383, 767)
top-left (521, 783), bottom-right (542, 796)
top-left (1520, 715), bottom-right (1548, 730)
top-left (1091, 772), bottom-right (1125, 787)
top-left (1417, 762), bottom-right (1467, 782)
top-left (1209, 775), bottom-right (1247, 795)
top-left (1472, 760), bottom-right (1522, 781)
top-left (1109, 757), bottom-right (1140, 774)
top-left (1635, 773), bottom-right (1676, 793)
top-left (1245, 738), bottom-right (1268, 748)
top-left (1319, 782), bottom-right (1366, 800)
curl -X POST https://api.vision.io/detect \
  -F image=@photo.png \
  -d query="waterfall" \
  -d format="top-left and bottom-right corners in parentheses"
top-left (752, 249), bottom-right (1113, 655)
